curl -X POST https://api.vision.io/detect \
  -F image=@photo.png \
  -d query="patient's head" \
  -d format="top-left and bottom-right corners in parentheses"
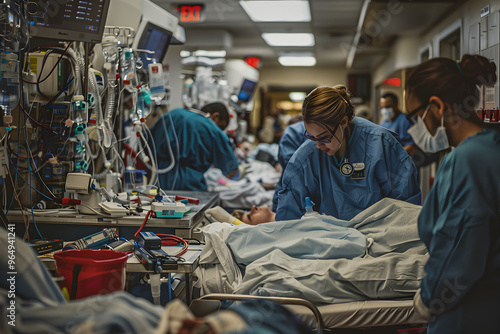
top-left (231, 205), bottom-right (276, 225)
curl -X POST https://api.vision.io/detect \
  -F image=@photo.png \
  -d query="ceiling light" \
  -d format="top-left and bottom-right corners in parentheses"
top-left (289, 92), bottom-right (306, 102)
top-left (262, 33), bottom-right (315, 47)
top-left (240, 1), bottom-right (311, 22)
top-left (278, 56), bottom-right (316, 67)
top-left (180, 50), bottom-right (227, 58)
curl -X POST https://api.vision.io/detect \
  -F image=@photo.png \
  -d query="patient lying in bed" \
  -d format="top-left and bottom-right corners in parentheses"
top-left (195, 198), bottom-right (429, 305)
top-left (205, 205), bottom-right (275, 225)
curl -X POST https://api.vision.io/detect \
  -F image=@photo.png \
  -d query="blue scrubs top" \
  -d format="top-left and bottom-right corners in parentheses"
top-left (272, 122), bottom-right (307, 211)
top-left (149, 108), bottom-right (239, 191)
top-left (278, 121), bottom-right (307, 168)
top-left (380, 113), bottom-right (415, 146)
top-left (418, 129), bottom-right (500, 333)
top-left (275, 117), bottom-right (421, 221)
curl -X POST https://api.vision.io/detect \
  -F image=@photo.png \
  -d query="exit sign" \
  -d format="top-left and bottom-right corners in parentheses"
top-left (176, 4), bottom-right (205, 23)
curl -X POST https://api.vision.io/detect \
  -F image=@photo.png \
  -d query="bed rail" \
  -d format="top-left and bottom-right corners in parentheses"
top-left (193, 293), bottom-right (324, 333)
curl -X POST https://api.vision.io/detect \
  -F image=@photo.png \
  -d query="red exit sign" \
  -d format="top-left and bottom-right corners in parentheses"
top-left (176, 4), bottom-right (205, 23)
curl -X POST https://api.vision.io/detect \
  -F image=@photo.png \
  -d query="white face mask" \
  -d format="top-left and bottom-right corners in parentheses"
top-left (407, 105), bottom-right (450, 153)
top-left (380, 107), bottom-right (394, 121)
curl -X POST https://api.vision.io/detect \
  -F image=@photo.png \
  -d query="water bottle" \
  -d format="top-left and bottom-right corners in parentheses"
top-left (302, 197), bottom-right (319, 218)
top-left (0, 52), bottom-right (19, 130)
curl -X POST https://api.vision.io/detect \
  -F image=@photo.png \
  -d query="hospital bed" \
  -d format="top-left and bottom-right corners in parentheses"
top-left (194, 199), bottom-right (429, 333)
top-left (191, 294), bottom-right (427, 333)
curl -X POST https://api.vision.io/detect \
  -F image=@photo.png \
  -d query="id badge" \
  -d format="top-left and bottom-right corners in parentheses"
top-left (351, 162), bottom-right (366, 179)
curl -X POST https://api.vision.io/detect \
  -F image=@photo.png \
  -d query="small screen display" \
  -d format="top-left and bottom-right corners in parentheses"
top-left (28, 0), bottom-right (110, 43)
top-left (237, 79), bottom-right (257, 102)
top-left (137, 22), bottom-right (172, 63)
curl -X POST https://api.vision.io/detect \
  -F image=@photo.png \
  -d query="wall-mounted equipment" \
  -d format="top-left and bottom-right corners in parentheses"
top-left (105, 0), bottom-right (183, 62)
top-left (224, 59), bottom-right (259, 106)
top-left (29, 0), bottom-right (111, 43)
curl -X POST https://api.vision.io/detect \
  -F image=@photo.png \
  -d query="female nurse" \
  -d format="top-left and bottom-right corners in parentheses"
top-left (407, 54), bottom-right (500, 333)
top-left (275, 85), bottom-right (421, 221)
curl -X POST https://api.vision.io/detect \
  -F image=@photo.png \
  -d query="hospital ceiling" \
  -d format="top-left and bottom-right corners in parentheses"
top-left (151, 0), bottom-right (464, 71)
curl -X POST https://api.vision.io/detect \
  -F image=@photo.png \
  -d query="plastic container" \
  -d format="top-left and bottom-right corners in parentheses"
top-left (124, 168), bottom-right (147, 192)
top-left (148, 61), bottom-right (165, 102)
top-left (54, 249), bottom-right (128, 300)
top-left (302, 197), bottom-right (319, 218)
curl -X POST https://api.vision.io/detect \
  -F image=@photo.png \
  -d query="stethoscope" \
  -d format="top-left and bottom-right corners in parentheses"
top-left (338, 124), bottom-right (354, 177)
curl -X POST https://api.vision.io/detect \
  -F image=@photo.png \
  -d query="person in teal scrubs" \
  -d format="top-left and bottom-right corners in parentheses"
top-left (407, 54), bottom-right (500, 333)
top-left (275, 85), bottom-right (421, 221)
top-left (149, 102), bottom-right (239, 191)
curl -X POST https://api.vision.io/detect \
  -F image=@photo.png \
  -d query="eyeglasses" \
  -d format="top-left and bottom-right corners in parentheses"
top-left (304, 123), bottom-right (340, 144)
top-left (406, 102), bottom-right (428, 120)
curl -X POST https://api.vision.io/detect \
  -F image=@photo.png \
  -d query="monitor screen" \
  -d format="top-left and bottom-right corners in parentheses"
top-left (136, 22), bottom-right (173, 63)
top-left (237, 79), bottom-right (257, 102)
top-left (29, 0), bottom-right (110, 43)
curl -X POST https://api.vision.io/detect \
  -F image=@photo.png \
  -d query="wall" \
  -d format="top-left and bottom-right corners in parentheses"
top-left (372, 36), bottom-right (420, 86)
top-left (257, 66), bottom-right (347, 88)
top-left (374, 0), bottom-right (500, 85)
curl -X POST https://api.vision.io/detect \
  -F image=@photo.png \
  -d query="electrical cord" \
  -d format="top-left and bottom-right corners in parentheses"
top-left (23, 106), bottom-right (43, 239)
top-left (6, 169), bottom-right (28, 240)
top-left (133, 209), bottom-right (153, 239)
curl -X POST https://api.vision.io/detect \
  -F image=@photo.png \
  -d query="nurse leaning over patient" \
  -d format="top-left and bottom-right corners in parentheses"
top-left (275, 85), bottom-right (421, 221)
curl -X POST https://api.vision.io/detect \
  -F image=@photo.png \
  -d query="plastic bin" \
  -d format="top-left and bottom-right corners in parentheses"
top-left (54, 249), bottom-right (128, 300)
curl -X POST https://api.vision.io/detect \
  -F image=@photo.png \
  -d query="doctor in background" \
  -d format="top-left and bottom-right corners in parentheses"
top-left (149, 102), bottom-right (239, 191)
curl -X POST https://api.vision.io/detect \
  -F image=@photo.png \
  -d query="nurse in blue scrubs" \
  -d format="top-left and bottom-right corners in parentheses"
top-left (275, 85), bottom-right (421, 221)
top-left (149, 102), bottom-right (239, 191)
top-left (272, 120), bottom-right (307, 211)
top-left (380, 92), bottom-right (418, 152)
top-left (407, 55), bottom-right (500, 333)
top-left (277, 120), bottom-right (307, 169)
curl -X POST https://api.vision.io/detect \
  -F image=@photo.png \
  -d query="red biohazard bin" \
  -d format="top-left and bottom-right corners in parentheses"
top-left (54, 249), bottom-right (128, 300)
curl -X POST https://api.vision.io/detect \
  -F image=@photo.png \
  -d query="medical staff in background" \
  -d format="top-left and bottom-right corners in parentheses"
top-left (379, 92), bottom-right (418, 154)
top-left (272, 118), bottom-right (307, 211)
top-left (407, 54), bottom-right (500, 334)
top-left (275, 85), bottom-right (421, 221)
top-left (149, 102), bottom-right (239, 191)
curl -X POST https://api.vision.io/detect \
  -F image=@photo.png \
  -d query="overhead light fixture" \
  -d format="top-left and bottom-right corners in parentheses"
top-left (289, 92), bottom-right (306, 102)
top-left (278, 56), bottom-right (316, 67)
top-left (262, 33), bottom-right (315, 47)
top-left (180, 50), bottom-right (227, 58)
top-left (240, 1), bottom-right (311, 22)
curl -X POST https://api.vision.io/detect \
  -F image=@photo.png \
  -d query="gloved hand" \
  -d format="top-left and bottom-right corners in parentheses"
top-left (413, 288), bottom-right (432, 321)
top-left (205, 206), bottom-right (238, 224)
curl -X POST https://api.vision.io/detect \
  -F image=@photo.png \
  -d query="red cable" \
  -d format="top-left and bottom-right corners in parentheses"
top-left (133, 210), bottom-right (153, 239)
top-left (157, 233), bottom-right (189, 257)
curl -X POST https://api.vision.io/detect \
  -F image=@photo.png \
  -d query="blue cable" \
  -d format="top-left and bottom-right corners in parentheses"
top-left (8, 162), bottom-right (53, 201)
top-left (6, 96), bottom-right (21, 214)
